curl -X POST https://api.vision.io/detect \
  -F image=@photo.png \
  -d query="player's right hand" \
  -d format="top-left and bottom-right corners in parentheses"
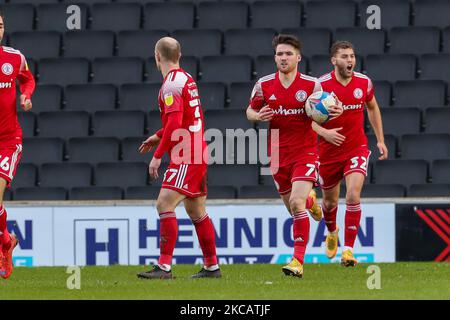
top-left (139, 135), bottom-right (161, 154)
top-left (20, 94), bottom-right (32, 112)
top-left (323, 127), bottom-right (346, 146)
top-left (258, 105), bottom-right (274, 122)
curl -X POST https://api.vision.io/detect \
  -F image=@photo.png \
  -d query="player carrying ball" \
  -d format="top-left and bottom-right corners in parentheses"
top-left (246, 34), bottom-right (343, 278)
top-left (313, 41), bottom-right (388, 266)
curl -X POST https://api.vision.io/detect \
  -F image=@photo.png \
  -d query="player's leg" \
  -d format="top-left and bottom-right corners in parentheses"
top-left (184, 196), bottom-right (221, 278)
top-left (137, 188), bottom-right (185, 280)
top-left (0, 144), bottom-right (21, 279)
top-left (341, 172), bottom-right (365, 267)
top-left (321, 184), bottom-right (340, 259)
top-left (281, 180), bottom-right (314, 278)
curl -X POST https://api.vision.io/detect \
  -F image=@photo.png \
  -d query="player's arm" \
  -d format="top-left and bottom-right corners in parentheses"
top-left (311, 121), bottom-right (346, 147)
top-left (366, 96), bottom-right (388, 160)
top-left (246, 80), bottom-right (273, 122)
top-left (246, 105), bottom-right (274, 122)
top-left (17, 54), bottom-right (35, 112)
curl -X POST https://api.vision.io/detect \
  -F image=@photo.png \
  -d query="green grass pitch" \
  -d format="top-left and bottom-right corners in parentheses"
top-left (0, 262), bottom-right (448, 300)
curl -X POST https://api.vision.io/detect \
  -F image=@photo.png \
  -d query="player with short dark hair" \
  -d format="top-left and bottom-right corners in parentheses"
top-left (0, 11), bottom-right (35, 279)
top-left (137, 37), bottom-right (220, 280)
top-left (312, 40), bottom-right (388, 266)
top-left (247, 34), bottom-right (343, 278)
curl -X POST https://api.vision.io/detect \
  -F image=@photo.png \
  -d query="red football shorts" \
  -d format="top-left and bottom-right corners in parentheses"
top-left (161, 162), bottom-right (207, 198)
top-left (0, 143), bottom-right (22, 188)
top-left (318, 147), bottom-right (371, 190)
top-left (272, 155), bottom-right (319, 195)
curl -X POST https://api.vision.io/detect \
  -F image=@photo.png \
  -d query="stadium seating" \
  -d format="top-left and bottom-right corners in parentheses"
top-left (63, 31), bottom-right (115, 59)
top-left (360, 0), bottom-right (411, 29)
top-left (17, 112), bottom-right (35, 138)
top-left (38, 58), bottom-right (90, 85)
top-left (389, 27), bottom-right (440, 55)
top-left (91, 3), bottom-right (141, 32)
top-left (225, 29), bottom-right (276, 57)
top-left (144, 3), bottom-right (195, 31)
top-left (304, 1), bottom-right (356, 29)
top-left (67, 138), bottom-right (120, 164)
top-left (37, 111), bottom-right (90, 138)
top-left (197, 2), bottom-right (248, 30)
top-left (364, 54), bottom-right (416, 82)
top-left (424, 108), bottom-right (450, 134)
top-left (1, 4), bottom-right (35, 33)
top-left (36, 4), bottom-right (88, 32)
top-left (30, 85), bottom-right (62, 112)
top-left (5, 0), bottom-right (449, 200)
top-left (173, 29), bottom-right (222, 57)
top-left (39, 163), bottom-right (91, 189)
top-left (250, 1), bottom-right (302, 30)
top-left (14, 187), bottom-right (67, 201)
top-left (119, 83), bottom-right (160, 112)
top-left (393, 80), bottom-right (446, 108)
top-left (197, 82), bottom-right (226, 110)
top-left (9, 31), bottom-right (61, 60)
top-left (414, 0), bottom-right (450, 28)
top-left (281, 28), bottom-right (331, 56)
top-left (335, 28), bottom-right (385, 55)
top-left (419, 54), bottom-right (450, 81)
top-left (69, 187), bottom-right (123, 200)
top-left (65, 84), bottom-right (116, 112)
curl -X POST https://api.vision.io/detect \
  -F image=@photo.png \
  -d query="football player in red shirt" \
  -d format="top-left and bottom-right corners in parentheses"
top-left (137, 37), bottom-right (220, 279)
top-left (247, 35), bottom-right (343, 278)
top-left (0, 12), bottom-right (35, 279)
top-left (313, 41), bottom-right (388, 267)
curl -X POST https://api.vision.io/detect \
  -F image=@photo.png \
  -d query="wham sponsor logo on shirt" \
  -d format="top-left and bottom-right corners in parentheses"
top-left (0, 82), bottom-right (12, 89)
top-left (272, 105), bottom-right (305, 116)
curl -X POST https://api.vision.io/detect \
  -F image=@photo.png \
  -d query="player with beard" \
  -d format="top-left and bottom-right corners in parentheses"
top-left (312, 41), bottom-right (388, 266)
top-left (247, 34), bottom-right (343, 278)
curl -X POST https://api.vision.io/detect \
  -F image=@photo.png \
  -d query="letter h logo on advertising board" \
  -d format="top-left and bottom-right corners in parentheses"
top-left (74, 219), bottom-right (129, 266)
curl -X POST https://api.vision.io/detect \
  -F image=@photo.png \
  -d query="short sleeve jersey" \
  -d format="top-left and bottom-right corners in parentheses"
top-left (158, 68), bottom-right (207, 164)
top-left (318, 71), bottom-right (375, 163)
top-left (250, 72), bottom-right (322, 167)
top-left (0, 46), bottom-right (35, 144)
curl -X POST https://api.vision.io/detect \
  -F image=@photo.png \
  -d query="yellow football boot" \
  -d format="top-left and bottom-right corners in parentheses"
top-left (282, 257), bottom-right (304, 278)
top-left (307, 189), bottom-right (323, 221)
top-left (341, 249), bottom-right (358, 267)
top-left (325, 226), bottom-right (339, 259)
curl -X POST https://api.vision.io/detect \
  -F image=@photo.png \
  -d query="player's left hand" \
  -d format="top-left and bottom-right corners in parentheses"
top-left (377, 142), bottom-right (388, 160)
top-left (20, 94), bottom-right (32, 111)
top-left (149, 157), bottom-right (162, 180)
top-left (328, 100), bottom-right (343, 118)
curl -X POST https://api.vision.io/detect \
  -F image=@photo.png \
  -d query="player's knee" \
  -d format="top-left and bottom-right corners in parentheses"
top-left (323, 198), bottom-right (338, 210)
top-left (156, 196), bottom-right (174, 214)
top-left (346, 189), bottom-right (361, 204)
top-left (289, 197), bottom-right (306, 213)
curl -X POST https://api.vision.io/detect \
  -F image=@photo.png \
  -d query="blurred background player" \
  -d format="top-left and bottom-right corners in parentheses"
top-left (0, 11), bottom-right (35, 279)
top-left (313, 41), bottom-right (388, 267)
top-left (137, 37), bottom-right (220, 279)
top-left (246, 34), bottom-right (343, 278)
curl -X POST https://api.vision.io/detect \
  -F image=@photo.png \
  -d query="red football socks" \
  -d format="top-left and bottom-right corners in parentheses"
top-left (322, 204), bottom-right (338, 233)
top-left (0, 205), bottom-right (11, 250)
top-left (344, 203), bottom-right (362, 248)
top-left (292, 211), bottom-right (310, 264)
top-left (193, 214), bottom-right (218, 267)
top-left (158, 211), bottom-right (178, 266)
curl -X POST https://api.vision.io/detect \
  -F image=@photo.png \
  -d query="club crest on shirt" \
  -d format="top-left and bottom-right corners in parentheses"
top-left (164, 92), bottom-right (174, 106)
top-left (353, 88), bottom-right (363, 99)
top-left (295, 90), bottom-right (307, 102)
top-left (1, 63), bottom-right (13, 76)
